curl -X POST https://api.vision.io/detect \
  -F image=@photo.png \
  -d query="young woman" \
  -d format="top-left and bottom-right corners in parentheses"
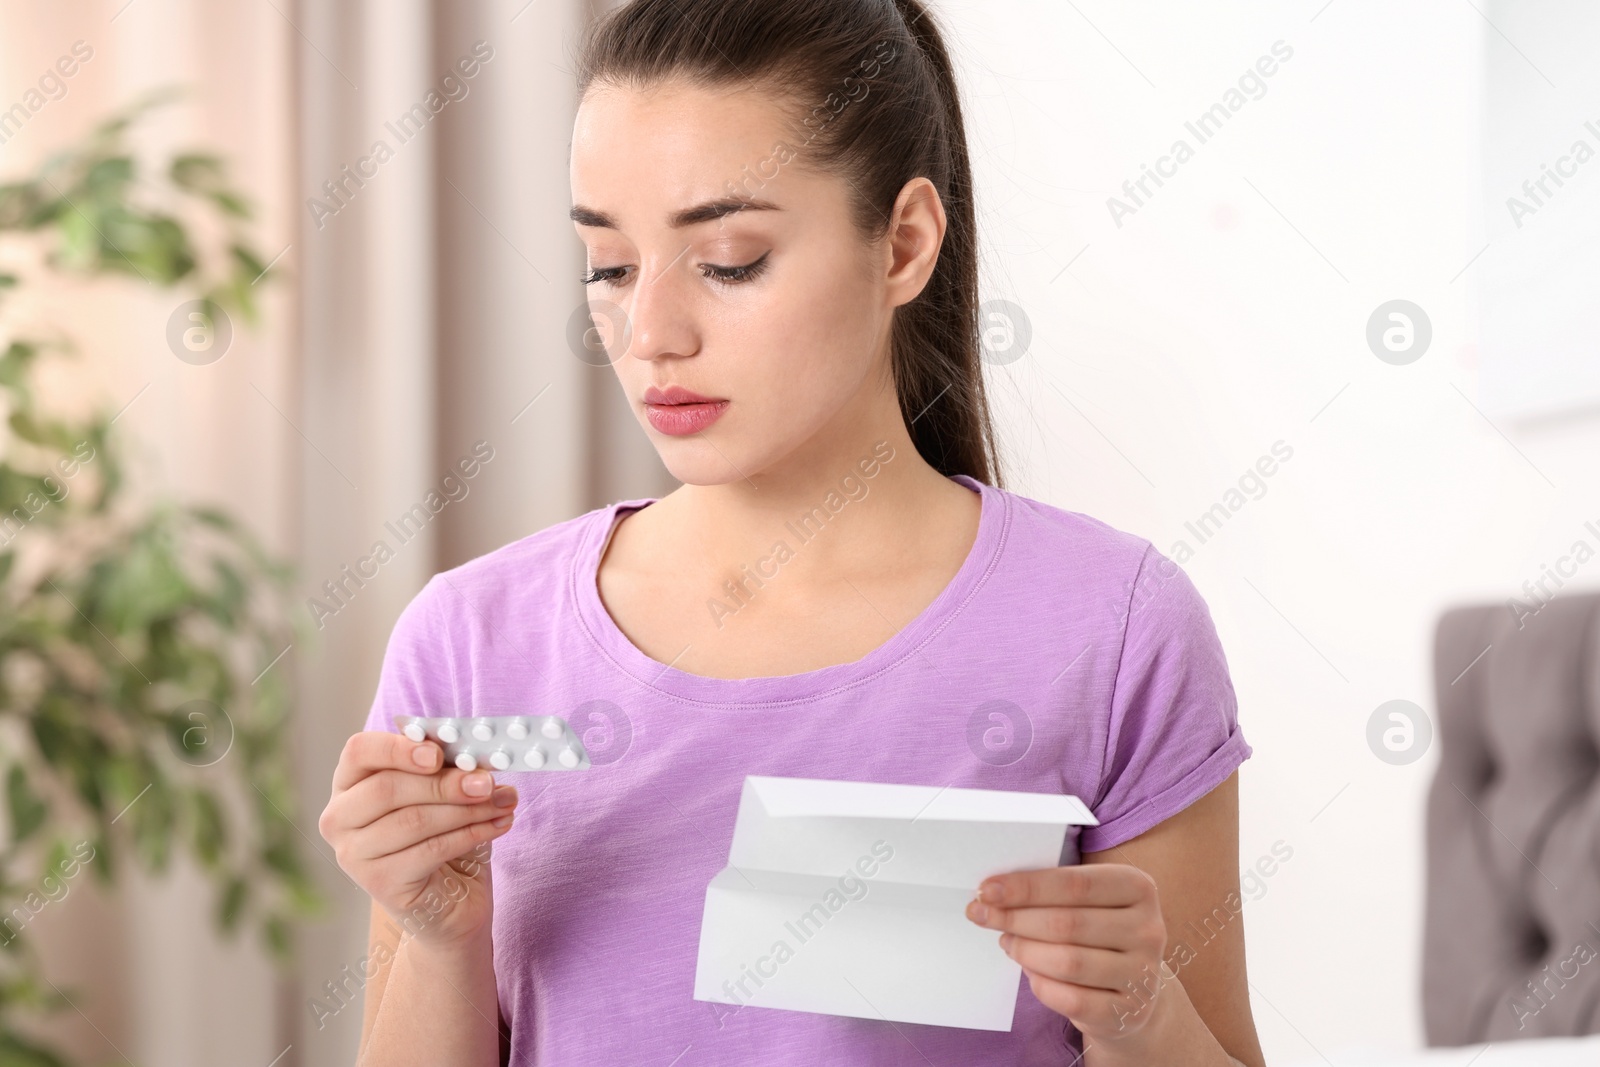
top-left (319, 1), bottom-right (1264, 1064)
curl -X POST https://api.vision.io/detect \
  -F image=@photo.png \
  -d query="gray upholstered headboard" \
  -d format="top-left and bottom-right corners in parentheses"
top-left (1424, 591), bottom-right (1600, 1043)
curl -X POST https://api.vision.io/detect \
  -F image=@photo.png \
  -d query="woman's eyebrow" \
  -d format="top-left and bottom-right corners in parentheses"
top-left (569, 195), bottom-right (782, 230)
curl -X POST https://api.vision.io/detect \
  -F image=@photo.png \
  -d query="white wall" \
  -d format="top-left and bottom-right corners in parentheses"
top-left (1478, 0), bottom-right (1600, 424)
top-left (943, 0), bottom-right (1600, 1060)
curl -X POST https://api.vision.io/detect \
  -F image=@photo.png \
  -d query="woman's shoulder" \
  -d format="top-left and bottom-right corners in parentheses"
top-left (981, 482), bottom-right (1222, 642)
top-left (990, 482), bottom-right (1159, 582)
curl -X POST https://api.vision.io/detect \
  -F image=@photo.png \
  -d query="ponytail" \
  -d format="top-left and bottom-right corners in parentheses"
top-left (884, 0), bottom-right (1000, 486)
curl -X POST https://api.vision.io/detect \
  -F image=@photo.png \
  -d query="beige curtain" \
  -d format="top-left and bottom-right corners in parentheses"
top-left (293, 0), bottom-right (668, 1064)
top-left (1, 0), bottom-right (666, 1064)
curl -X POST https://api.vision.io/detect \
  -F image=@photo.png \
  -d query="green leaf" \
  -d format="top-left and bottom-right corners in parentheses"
top-left (30, 708), bottom-right (73, 775)
top-left (0, 340), bottom-right (39, 390)
top-left (229, 243), bottom-right (267, 279)
top-left (286, 870), bottom-right (327, 917)
top-left (6, 764), bottom-right (48, 843)
top-left (144, 213), bottom-right (196, 281)
top-left (131, 776), bottom-right (175, 873)
top-left (87, 831), bottom-right (114, 887)
top-left (56, 201), bottom-right (98, 268)
top-left (96, 528), bottom-right (192, 631)
top-left (0, 182), bottom-right (49, 229)
top-left (261, 836), bottom-right (302, 881)
top-left (201, 557), bottom-right (247, 627)
top-left (191, 506), bottom-right (239, 532)
top-left (84, 155), bottom-right (135, 194)
top-left (8, 410), bottom-right (71, 449)
top-left (41, 837), bottom-right (70, 882)
top-left (0, 972), bottom-right (74, 1012)
top-left (64, 749), bottom-right (106, 816)
top-left (170, 153), bottom-right (225, 192)
top-left (190, 789), bottom-right (226, 868)
top-left (0, 1029), bottom-right (73, 1067)
top-left (217, 874), bottom-right (250, 932)
top-left (261, 912), bottom-right (291, 958)
top-left (209, 189), bottom-right (252, 219)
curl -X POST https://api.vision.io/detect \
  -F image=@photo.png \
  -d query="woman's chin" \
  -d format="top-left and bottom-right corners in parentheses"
top-left (655, 444), bottom-right (763, 488)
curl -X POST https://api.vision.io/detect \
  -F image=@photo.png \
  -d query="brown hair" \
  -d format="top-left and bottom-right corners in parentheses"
top-left (575, 0), bottom-right (1004, 488)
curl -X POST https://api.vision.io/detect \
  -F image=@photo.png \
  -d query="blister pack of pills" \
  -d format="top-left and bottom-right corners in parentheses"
top-left (394, 715), bottom-right (592, 773)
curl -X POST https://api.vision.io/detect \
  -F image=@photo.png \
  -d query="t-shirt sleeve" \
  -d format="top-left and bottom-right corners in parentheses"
top-left (361, 576), bottom-right (463, 738)
top-left (1080, 544), bottom-right (1252, 853)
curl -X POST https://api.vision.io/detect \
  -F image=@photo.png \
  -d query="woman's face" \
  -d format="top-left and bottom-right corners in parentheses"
top-left (569, 78), bottom-right (938, 487)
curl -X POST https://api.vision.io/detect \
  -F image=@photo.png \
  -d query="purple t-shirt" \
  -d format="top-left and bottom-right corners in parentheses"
top-left (362, 473), bottom-right (1251, 1064)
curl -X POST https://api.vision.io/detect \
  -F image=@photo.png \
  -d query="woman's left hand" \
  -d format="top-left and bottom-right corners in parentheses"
top-left (965, 863), bottom-right (1175, 1045)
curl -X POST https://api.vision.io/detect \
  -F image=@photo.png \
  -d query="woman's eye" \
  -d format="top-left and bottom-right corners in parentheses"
top-left (701, 251), bottom-right (771, 286)
top-left (580, 252), bottom-right (770, 288)
top-left (580, 266), bottom-right (627, 286)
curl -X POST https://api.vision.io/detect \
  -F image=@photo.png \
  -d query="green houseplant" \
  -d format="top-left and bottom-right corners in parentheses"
top-left (0, 87), bottom-right (322, 1066)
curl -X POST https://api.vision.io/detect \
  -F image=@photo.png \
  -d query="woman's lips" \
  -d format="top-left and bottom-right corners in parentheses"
top-left (643, 384), bottom-right (728, 435)
top-left (644, 384), bottom-right (718, 405)
top-left (645, 399), bottom-right (729, 436)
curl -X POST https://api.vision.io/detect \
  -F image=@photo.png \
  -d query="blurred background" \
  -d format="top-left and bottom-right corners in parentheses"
top-left (1, 0), bottom-right (1597, 1065)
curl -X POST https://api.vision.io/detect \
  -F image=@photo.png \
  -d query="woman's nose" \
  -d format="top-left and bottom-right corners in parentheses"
top-left (623, 245), bottom-right (698, 362)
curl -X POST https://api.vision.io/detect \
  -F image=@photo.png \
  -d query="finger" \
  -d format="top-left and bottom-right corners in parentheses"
top-left (1022, 970), bottom-right (1153, 1037)
top-left (332, 731), bottom-right (444, 793)
top-left (976, 863), bottom-right (1153, 910)
top-left (350, 798), bottom-right (517, 863)
top-left (337, 769), bottom-right (513, 829)
top-left (1001, 935), bottom-right (1133, 992)
top-left (375, 811), bottom-right (515, 883)
top-left (965, 900), bottom-right (1151, 951)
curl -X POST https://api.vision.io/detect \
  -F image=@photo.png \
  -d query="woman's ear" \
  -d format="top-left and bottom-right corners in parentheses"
top-left (883, 176), bottom-right (947, 308)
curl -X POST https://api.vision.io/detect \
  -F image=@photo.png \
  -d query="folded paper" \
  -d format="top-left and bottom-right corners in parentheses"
top-left (692, 775), bottom-right (1099, 1031)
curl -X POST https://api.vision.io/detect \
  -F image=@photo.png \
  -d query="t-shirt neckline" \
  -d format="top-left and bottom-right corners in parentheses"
top-left (570, 473), bottom-right (1008, 707)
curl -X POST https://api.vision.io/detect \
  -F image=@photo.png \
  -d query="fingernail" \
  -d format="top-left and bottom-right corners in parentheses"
top-left (492, 814), bottom-right (513, 829)
top-left (969, 902), bottom-right (989, 924)
top-left (464, 772), bottom-right (492, 796)
top-left (999, 933), bottom-right (1014, 954)
top-left (412, 745), bottom-right (435, 768)
top-left (493, 786), bottom-right (517, 807)
top-left (980, 881), bottom-right (1005, 905)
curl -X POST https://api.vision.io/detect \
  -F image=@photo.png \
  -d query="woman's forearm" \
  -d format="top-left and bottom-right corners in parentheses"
top-left (360, 928), bottom-right (502, 1066)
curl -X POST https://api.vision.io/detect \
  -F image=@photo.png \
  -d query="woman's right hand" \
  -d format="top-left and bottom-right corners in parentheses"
top-left (319, 731), bottom-right (518, 948)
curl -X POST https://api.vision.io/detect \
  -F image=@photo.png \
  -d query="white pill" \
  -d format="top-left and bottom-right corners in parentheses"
top-left (558, 746), bottom-right (579, 768)
top-left (402, 722), bottom-right (426, 743)
top-left (455, 751), bottom-right (477, 771)
top-left (489, 749), bottom-right (512, 771)
top-left (436, 722), bottom-right (460, 743)
top-left (471, 721), bottom-right (494, 741)
top-left (524, 748), bottom-right (546, 769)
top-left (506, 720), bottom-right (529, 740)
top-left (541, 718), bottom-right (563, 740)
